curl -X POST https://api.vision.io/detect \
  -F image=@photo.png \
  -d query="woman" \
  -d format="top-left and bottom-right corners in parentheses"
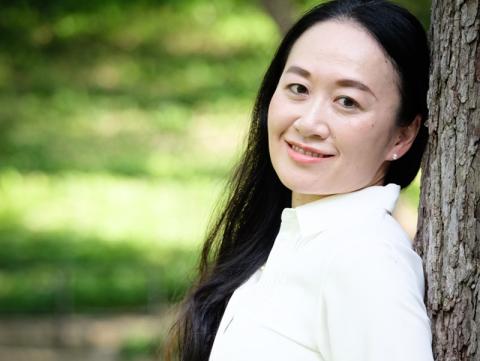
top-left (166, 0), bottom-right (432, 360)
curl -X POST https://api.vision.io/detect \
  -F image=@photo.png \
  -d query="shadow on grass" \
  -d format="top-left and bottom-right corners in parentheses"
top-left (0, 224), bottom-right (199, 314)
top-left (0, 1), bottom-right (270, 177)
top-left (0, 48), bottom-right (258, 177)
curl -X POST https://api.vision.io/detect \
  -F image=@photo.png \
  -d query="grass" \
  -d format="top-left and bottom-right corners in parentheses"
top-left (0, 169), bottom-right (226, 313)
top-left (0, 0), bottom-right (277, 314)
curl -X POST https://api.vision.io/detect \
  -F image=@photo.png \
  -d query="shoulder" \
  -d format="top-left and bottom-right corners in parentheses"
top-left (312, 215), bottom-right (433, 361)
top-left (321, 212), bottom-right (426, 298)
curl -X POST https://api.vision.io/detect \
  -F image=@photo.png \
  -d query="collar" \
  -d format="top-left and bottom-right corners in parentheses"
top-left (281, 183), bottom-right (400, 238)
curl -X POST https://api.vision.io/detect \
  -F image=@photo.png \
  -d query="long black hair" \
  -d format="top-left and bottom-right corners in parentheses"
top-left (165, 1), bottom-right (430, 360)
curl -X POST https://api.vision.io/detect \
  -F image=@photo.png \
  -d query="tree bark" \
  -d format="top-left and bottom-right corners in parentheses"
top-left (415, 0), bottom-right (480, 360)
top-left (259, 0), bottom-right (296, 35)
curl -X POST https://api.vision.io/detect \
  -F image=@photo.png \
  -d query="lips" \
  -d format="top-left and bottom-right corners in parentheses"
top-left (286, 141), bottom-right (334, 159)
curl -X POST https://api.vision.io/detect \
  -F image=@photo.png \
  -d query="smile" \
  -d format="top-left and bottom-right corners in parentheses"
top-left (288, 141), bottom-right (334, 157)
top-left (291, 144), bottom-right (327, 158)
top-left (286, 141), bottom-right (334, 163)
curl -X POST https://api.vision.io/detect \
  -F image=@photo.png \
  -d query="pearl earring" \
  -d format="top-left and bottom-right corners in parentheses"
top-left (392, 153), bottom-right (398, 160)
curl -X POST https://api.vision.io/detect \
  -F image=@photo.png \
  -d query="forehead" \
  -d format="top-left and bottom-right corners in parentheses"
top-left (285, 20), bottom-right (398, 88)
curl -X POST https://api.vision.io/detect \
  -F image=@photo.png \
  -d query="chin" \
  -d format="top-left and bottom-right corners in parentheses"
top-left (277, 176), bottom-right (335, 196)
top-left (280, 176), bottom-right (377, 198)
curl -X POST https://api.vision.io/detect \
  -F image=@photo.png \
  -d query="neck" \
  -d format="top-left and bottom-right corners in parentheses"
top-left (291, 178), bottom-right (386, 208)
top-left (291, 192), bottom-right (327, 208)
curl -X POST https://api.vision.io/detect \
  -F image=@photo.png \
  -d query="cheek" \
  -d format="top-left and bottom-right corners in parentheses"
top-left (339, 120), bottom-right (393, 162)
top-left (267, 92), bottom-right (285, 136)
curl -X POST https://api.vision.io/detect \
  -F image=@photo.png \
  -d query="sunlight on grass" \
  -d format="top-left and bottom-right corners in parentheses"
top-left (164, 3), bottom-right (279, 55)
top-left (0, 170), bottom-right (225, 247)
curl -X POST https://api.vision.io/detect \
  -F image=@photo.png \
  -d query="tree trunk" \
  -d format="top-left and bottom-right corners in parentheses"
top-left (259, 0), bottom-right (296, 35)
top-left (415, 0), bottom-right (480, 360)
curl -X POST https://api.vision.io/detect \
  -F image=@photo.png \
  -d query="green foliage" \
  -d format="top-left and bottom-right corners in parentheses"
top-left (119, 334), bottom-right (161, 360)
top-left (0, 1), bottom-right (277, 176)
top-left (0, 0), bottom-right (279, 314)
top-left (0, 225), bottom-right (198, 313)
top-left (0, 170), bottom-right (222, 313)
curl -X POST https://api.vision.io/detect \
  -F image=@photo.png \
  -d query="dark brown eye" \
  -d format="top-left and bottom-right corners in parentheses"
top-left (289, 84), bottom-right (308, 95)
top-left (338, 96), bottom-right (358, 108)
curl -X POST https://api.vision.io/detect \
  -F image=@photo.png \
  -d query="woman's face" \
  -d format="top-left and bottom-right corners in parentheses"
top-left (268, 20), bottom-right (403, 207)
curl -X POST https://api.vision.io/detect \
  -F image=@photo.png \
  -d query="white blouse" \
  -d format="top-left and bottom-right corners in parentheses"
top-left (208, 184), bottom-right (434, 361)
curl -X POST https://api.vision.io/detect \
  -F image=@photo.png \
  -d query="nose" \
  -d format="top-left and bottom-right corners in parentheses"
top-left (292, 100), bottom-right (331, 139)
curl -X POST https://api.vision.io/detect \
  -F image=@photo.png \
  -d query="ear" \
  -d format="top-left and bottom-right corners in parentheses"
top-left (387, 115), bottom-right (421, 161)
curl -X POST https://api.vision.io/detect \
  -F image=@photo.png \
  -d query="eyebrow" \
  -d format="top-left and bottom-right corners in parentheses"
top-left (285, 65), bottom-right (377, 99)
top-left (285, 65), bottom-right (311, 78)
top-left (336, 79), bottom-right (377, 99)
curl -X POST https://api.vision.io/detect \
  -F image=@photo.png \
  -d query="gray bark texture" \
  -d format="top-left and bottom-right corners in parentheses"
top-left (259, 0), bottom-right (295, 34)
top-left (415, 0), bottom-right (480, 360)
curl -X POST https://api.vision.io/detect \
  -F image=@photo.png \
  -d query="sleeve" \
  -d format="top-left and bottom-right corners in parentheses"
top-left (314, 238), bottom-right (434, 361)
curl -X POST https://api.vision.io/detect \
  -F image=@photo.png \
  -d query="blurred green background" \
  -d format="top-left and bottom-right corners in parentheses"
top-left (0, 0), bottom-right (430, 359)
